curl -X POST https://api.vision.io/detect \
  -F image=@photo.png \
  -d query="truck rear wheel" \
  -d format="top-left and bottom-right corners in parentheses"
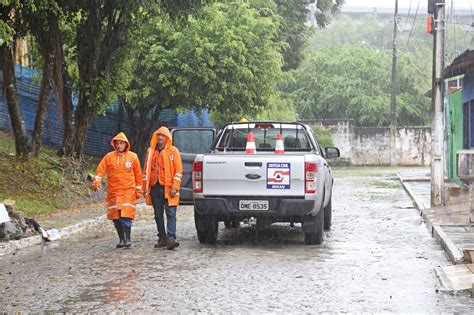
top-left (304, 200), bottom-right (324, 245)
top-left (195, 211), bottom-right (218, 244)
top-left (324, 196), bottom-right (332, 230)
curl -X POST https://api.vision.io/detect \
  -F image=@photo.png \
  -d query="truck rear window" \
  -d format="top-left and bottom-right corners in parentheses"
top-left (216, 127), bottom-right (312, 151)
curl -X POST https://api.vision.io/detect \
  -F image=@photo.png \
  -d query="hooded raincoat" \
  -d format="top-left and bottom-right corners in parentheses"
top-left (143, 127), bottom-right (183, 206)
top-left (92, 132), bottom-right (143, 220)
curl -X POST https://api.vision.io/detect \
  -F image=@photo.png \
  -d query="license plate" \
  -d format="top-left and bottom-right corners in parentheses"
top-left (239, 200), bottom-right (269, 211)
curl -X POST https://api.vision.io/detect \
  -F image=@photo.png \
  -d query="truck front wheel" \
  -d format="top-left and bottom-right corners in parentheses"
top-left (195, 211), bottom-right (218, 244)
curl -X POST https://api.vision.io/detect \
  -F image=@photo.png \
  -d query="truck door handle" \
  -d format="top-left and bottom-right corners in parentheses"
top-left (245, 174), bottom-right (261, 180)
top-left (245, 162), bottom-right (262, 167)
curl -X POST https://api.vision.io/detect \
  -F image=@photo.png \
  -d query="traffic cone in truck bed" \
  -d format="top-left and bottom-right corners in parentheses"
top-left (275, 134), bottom-right (285, 154)
top-left (246, 132), bottom-right (256, 154)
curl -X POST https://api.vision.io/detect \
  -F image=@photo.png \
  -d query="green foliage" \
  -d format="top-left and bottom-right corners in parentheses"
top-left (309, 13), bottom-right (471, 75)
top-left (253, 0), bottom-right (344, 71)
top-left (253, 92), bottom-right (296, 121)
top-left (313, 125), bottom-right (333, 148)
top-left (125, 2), bottom-right (285, 127)
top-left (285, 44), bottom-right (431, 126)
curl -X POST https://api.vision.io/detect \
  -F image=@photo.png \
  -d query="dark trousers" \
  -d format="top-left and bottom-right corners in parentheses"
top-left (150, 184), bottom-right (177, 239)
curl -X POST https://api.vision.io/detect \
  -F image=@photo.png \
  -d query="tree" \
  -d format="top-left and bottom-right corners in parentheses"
top-left (274, 0), bottom-right (344, 71)
top-left (285, 45), bottom-right (430, 126)
top-left (24, 1), bottom-right (62, 156)
top-left (0, 1), bottom-right (60, 157)
top-left (122, 2), bottom-right (284, 158)
top-left (0, 3), bottom-right (29, 158)
top-left (250, 0), bottom-right (344, 71)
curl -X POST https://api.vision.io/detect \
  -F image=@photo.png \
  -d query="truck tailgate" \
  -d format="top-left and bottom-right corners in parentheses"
top-left (202, 155), bottom-right (305, 196)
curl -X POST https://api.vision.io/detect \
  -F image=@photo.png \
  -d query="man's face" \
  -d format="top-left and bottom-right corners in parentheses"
top-left (115, 140), bottom-right (127, 152)
top-left (157, 134), bottom-right (167, 150)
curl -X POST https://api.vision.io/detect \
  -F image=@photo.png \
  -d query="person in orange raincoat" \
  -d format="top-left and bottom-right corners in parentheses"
top-left (91, 132), bottom-right (143, 249)
top-left (143, 126), bottom-right (183, 250)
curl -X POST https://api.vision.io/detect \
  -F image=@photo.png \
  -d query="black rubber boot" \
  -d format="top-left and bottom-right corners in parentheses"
top-left (123, 226), bottom-right (132, 249)
top-left (114, 222), bottom-right (125, 248)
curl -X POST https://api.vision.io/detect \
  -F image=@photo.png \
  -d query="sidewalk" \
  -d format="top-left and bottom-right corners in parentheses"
top-left (0, 201), bottom-right (151, 257)
top-left (398, 169), bottom-right (474, 292)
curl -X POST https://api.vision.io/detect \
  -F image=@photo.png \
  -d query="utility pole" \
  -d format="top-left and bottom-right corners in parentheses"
top-left (431, 0), bottom-right (446, 207)
top-left (389, 0), bottom-right (398, 166)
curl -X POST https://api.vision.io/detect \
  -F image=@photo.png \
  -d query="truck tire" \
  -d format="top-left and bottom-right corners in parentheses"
top-left (324, 196), bottom-right (332, 230)
top-left (195, 212), bottom-right (218, 244)
top-left (304, 199), bottom-right (324, 245)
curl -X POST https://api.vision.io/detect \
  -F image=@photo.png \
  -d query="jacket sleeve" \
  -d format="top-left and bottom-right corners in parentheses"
top-left (92, 154), bottom-right (108, 189)
top-left (133, 153), bottom-right (143, 193)
top-left (172, 148), bottom-right (183, 191)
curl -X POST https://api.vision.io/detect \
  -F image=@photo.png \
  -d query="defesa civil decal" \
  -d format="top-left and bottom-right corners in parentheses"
top-left (267, 162), bottom-right (290, 189)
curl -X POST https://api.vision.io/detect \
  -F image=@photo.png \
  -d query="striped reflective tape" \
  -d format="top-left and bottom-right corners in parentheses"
top-left (122, 203), bottom-right (136, 208)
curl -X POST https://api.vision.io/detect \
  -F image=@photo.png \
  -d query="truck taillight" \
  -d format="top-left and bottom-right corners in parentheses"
top-left (305, 162), bottom-right (317, 194)
top-left (192, 161), bottom-right (203, 193)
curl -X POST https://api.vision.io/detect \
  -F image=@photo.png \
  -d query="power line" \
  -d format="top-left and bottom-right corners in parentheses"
top-left (453, 0), bottom-right (457, 52)
top-left (406, 0), bottom-right (421, 47)
top-left (402, 0), bottom-right (414, 32)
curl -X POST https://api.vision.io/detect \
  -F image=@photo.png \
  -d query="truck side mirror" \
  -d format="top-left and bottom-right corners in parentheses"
top-left (325, 147), bottom-right (340, 159)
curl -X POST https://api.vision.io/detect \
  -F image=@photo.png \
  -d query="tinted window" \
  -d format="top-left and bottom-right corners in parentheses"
top-left (173, 129), bottom-right (214, 154)
top-left (216, 128), bottom-right (312, 151)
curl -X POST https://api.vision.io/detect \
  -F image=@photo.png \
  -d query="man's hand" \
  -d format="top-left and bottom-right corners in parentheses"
top-left (91, 181), bottom-right (100, 191)
top-left (170, 188), bottom-right (177, 197)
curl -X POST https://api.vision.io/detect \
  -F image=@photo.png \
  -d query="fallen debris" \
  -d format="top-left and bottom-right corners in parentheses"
top-left (0, 200), bottom-right (49, 242)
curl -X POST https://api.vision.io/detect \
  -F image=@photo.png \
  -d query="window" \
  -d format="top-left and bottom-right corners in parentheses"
top-left (463, 100), bottom-right (474, 149)
top-left (216, 127), bottom-right (313, 151)
top-left (173, 129), bottom-right (214, 154)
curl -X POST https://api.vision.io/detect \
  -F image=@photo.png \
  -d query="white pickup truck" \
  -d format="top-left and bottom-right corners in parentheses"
top-left (178, 121), bottom-right (339, 245)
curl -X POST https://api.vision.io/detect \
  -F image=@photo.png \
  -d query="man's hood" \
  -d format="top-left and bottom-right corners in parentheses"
top-left (111, 132), bottom-right (130, 152)
top-left (149, 126), bottom-right (172, 149)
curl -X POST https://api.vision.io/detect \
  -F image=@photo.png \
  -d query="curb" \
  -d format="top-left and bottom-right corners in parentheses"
top-left (0, 214), bottom-right (108, 257)
top-left (432, 225), bottom-right (465, 264)
top-left (396, 172), bottom-right (429, 212)
top-left (397, 173), bottom-right (465, 265)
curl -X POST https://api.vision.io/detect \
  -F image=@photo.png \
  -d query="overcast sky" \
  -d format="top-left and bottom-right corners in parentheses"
top-left (344, 0), bottom-right (473, 10)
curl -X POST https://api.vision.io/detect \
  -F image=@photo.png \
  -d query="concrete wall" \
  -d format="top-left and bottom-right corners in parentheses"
top-left (301, 119), bottom-right (431, 166)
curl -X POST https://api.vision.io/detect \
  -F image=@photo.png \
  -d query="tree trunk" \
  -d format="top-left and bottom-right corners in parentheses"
top-left (0, 45), bottom-right (30, 158)
top-left (42, 12), bottom-right (75, 157)
top-left (30, 53), bottom-right (53, 156)
top-left (125, 102), bottom-right (161, 162)
top-left (72, 92), bottom-right (97, 158)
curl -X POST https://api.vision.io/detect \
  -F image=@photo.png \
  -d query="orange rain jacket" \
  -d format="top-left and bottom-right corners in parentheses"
top-left (143, 127), bottom-right (183, 207)
top-left (92, 132), bottom-right (143, 220)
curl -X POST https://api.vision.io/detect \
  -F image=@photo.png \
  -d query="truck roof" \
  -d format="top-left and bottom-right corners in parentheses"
top-left (224, 121), bottom-right (309, 130)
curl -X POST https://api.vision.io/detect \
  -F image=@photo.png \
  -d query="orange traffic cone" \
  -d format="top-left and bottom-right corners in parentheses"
top-left (275, 134), bottom-right (285, 154)
top-left (245, 132), bottom-right (257, 154)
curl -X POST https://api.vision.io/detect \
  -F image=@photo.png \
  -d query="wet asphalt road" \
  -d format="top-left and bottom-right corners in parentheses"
top-left (1, 167), bottom-right (473, 313)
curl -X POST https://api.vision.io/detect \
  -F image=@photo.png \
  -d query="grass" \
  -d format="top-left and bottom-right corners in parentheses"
top-left (0, 131), bottom-right (99, 216)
